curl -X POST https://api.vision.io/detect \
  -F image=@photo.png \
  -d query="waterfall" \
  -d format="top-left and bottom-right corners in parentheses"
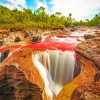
top-left (32, 55), bottom-right (54, 100)
top-left (34, 50), bottom-right (75, 95)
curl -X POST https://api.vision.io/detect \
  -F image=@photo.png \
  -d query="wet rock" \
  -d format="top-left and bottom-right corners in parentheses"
top-left (14, 37), bottom-right (21, 42)
top-left (84, 34), bottom-right (96, 39)
top-left (31, 36), bottom-right (41, 43)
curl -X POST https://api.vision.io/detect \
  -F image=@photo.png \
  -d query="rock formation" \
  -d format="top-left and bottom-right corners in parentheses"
top-left (0, 65), bottom-right (43, 100)
top-left (56, 38), bottom-right (100, 100)
top-left (0, 47), bottom-right (53, 100)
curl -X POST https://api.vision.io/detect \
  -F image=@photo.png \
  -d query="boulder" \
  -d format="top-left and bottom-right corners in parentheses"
top-left (84, 34), bottom-right (96, 39)
top-left (14, 37), bottom-right (21, 42)
top-left (31, 36), bottom-right (41, 43)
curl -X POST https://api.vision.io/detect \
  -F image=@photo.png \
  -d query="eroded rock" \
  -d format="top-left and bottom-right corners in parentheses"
top-left (71, 82), bottom-right (100, 100)
top-left (75, 38), bottom-right (100, 69)
top-left (0, 47), bottom-right (53, 100)
top-left (84, 34), bottom-right (96, 39)
top-left (0, 65), bottom-right (43, 100)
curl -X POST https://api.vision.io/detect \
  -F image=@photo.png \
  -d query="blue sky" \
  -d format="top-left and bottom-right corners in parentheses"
top-left (0, 0), bottom-right (100, 20)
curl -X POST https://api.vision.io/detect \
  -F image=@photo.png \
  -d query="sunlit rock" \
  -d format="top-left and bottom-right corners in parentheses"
top-left (0, 65), bottom-right (43, 100)
top-left (0, 47), bottom-right (53, 100)
top-left (56, 38), bottom-right (100, 100)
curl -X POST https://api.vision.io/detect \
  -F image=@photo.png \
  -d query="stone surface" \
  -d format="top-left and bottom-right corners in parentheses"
top-left (0, 65), bottom-right (43, 100)
top-left (71, 82), bottom-right (100, 100)
top-left (75, 38), bottom-right (100, 69)
top-left (56, 56), bottom-right (97, 100)
top-left (0, 47), bottom-right (52, 100)
top-left (84, 34), bottom-right (96, 39)
top-left (56, 38), bottom-right (99, 100)
top-left (71, 70), bottom-right (100, 100)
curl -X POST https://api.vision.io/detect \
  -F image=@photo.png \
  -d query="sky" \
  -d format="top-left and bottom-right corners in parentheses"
top-left (0, 0), bottom-right (100, 20)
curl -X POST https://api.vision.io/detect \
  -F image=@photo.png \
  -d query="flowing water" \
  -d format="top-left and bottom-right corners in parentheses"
top-left (33, 50), bottom-right (75, 95)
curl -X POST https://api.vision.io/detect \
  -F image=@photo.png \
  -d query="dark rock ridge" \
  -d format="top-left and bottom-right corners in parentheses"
top-left (0, 65), bottom-right (43, 100)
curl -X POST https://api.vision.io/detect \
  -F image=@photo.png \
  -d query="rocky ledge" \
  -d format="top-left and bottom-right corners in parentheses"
top-left (56, 38), bottom-right (100, 100)
top-left (75, 38), bottom-right (100, 69)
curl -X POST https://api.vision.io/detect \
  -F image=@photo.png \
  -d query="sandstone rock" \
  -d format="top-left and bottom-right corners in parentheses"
top-left (56, 38), bottom-right (99, 100)
top-left (94, 71), bottom-right (100, 82)
top-left (68, 26), bottom-right (78, 32)
top-left (84, 34), bottom-right (96, 39)
top-left (14, 37), bottom-right (21, 42)
top-left (56, 56), bottom-right (97, 100)
top-left (71, 82), bottom-right (100, 100)
top-left (0, 65), bottom-right (43, 100)
top-left (75, 38), bottom-right (100, 69)
top-left (95, 32), bottom-right (100, 37)
top-left (70, 38), bottom-right (100, 100)
top-left (0, 47), bottom-right (53, 100)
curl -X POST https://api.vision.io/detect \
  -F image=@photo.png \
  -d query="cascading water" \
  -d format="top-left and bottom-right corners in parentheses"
top-left (34, 50), bottom-right (75, 95)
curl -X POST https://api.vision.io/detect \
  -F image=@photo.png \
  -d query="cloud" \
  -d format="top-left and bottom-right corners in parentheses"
top-left (37, 1), bottom-right (48, 9)
top-left (0, 0), bottom-right (27, 10)
top-left (51, 0), bottom-right (100, 20)
top-left (36, 0), bottom-right (50, 13)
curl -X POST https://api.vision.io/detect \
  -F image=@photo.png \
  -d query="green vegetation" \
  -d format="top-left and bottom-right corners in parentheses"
top-left (0, 5), bottom-right (100, 30)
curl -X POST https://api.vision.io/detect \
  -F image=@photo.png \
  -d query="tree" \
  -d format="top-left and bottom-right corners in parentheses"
top-left (34, 6), bottom-right (46, 15)
top-left (55, 12), bottom-right (62, 17)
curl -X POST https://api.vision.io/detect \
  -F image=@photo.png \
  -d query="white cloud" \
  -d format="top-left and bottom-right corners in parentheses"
top-left (37, 0), bottom-right (50, 13)
top-left (37, 1), bottom-right (48, 9)
top-left (1, 0), bottom-right (27, 10)
top-left (51, 0), bottom-right (100, 20)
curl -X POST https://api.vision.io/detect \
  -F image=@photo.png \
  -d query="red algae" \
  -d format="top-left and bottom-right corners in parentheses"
top-left (0, 45), bottom-right (21, 53)
top-left (26, 40), bottom-right (76, 51)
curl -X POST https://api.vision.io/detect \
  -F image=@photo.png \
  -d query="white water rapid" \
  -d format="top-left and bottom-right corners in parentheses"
top-left (33, 50), bottom-right (75, 95)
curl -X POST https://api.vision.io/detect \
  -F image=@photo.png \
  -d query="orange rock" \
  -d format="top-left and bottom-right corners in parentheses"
top-left (0, 47), bottom-right (52, 100)
top-left (56, 38), bottom-right (99, 100)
